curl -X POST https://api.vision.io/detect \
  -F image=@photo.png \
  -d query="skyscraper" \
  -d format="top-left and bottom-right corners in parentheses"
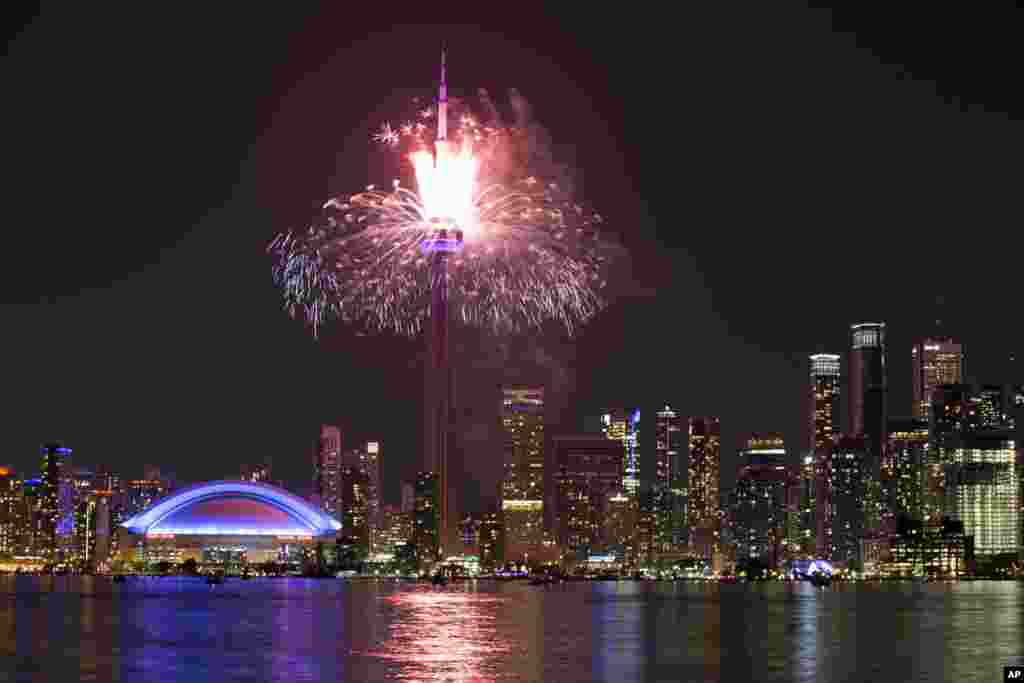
top-left (603, 409), bottom-right (640, 494)
top-left (39, 443), bottom-right (73, 560)
top-left (654, 406), bottom-right (686, 550)
top-left (911, 337), bottom-right (963, 419)
top-left (885, 418), bottom-right (929, 528)
top-left (0, 467), bottom-right (16, 555)
top-left (553, 435), bottom-right (624, 558)
top-left (849, 323), bottom-right (887, 468)
top-left (314, 425), bottom-right (342, 521)
top-left (413, 471), bottom-right (440, 566)
top-left (342, 441), bottom-right (382, 553)
top-left (917, 337), bottom-right (962, 419)
top-left (818, 436), bottom-right (870, 569)
top-left (339, 462), bottom-right (369, 556)
top-left (809, 354), bottom-right (841, 452)
top-left (730, 434), bottom-right (798, 568)
top-left (687, 417), bottom-right (721, 558)
top-left (501, 387), bottom-right (545, 556)
top-left (931, 385), bottom-right (1020, 557)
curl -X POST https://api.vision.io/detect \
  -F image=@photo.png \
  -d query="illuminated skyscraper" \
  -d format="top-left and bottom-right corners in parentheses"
top-left (554, 435), bottom-right (624, 557)
top-left (729, 434), bottom-right (798, 568)
top-left (932, 385), bottom-right (1020, 557)
top-left (654, 406), bottom-right (686, 550)
top-left (603, 409), bottom-right (640, 494)
top-left (818, 436), bottom-right (870, 569)
top-left (339, 463), bottom-right (369, 556)
top-left (413, 471), bottom-right (440, 566)
top-left (911, 337), bottom-right (963, 419)
top-left (342, 441), bottom-right (382, 553)
top-left (849, 323), bottom-right (887, 469)
top-left (39, 443), bottom-right (73, 559)
top-left (687, 417), bottom-right (721, 558)
top-left (501, 387), bottom-right (545, 555)
top-left (313, 425), bottom-right (342, 520)
top-left (809, 354), bottom-right (841, 452)
top-left (885, 418), bottom-right (929, 528)
top-left (0, 467), bottom-right (15, 555)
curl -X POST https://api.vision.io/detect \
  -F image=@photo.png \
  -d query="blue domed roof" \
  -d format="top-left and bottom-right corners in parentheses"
top-left (121, 480), bottom-right (341, 537)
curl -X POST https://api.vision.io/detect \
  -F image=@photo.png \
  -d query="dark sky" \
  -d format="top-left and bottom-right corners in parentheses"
top-left (2, 6), bottom-right (1021, 511)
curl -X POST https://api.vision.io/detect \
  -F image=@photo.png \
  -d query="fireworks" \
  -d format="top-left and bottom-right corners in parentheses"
top-left (269, 89), bottom-right (611, 338)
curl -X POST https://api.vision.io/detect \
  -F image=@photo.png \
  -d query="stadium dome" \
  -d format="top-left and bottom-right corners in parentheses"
top-left (117, 481), bottom-right (340, 567)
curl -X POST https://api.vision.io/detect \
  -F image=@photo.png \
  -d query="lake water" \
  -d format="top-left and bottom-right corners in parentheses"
top-left (0, 576), bottom-right (1021, 682)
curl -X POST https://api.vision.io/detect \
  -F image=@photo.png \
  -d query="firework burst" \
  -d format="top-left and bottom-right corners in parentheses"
top-left (269, 90), bottom-right (612, 338)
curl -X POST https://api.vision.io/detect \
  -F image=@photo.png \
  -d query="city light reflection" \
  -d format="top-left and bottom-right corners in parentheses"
top-left (366, 586), bottom-right (507, 682)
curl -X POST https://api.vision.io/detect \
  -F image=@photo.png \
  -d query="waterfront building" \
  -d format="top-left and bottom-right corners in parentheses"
top-left (885, 418), bottom-right (928, 529)
top-left (729, 435), bottom-right (798, 568)
top-left (654, 406), bottom-right (686, 550)
top-left (501, 387), bottom-right (545, 555)
top-left (0, 467), bottom-right (17, 555)
top-left (341, 441), bottom-right (382, 553)
top-left (118, 481), bottom-right (340, 568)
top-left (818, 436), bottom-right (871, 569)
top-left (553, 435), bottom-right (623, 559)
top-left (687, 417), bottom-right (721, 558)
top-left (39, 443), bottom-right (74, 560)
top-left (339, 463), bottom-right (369, 557)
top-left (413, 471), bottom-right (440, 566)
top-left (479, 507), bottom-right (504, 571)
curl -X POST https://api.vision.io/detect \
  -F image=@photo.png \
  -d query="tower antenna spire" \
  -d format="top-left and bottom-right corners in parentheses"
top-left (437, 45), bottom-right (448, 141)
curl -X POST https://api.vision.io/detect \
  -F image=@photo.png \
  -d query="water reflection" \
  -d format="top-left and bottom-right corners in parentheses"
top-left (0, 576), bottom-right (1020, 682)
top-left (369, 583), bottom-right (507, 681)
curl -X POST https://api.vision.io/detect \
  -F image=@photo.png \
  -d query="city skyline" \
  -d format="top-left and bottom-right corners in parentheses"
top-left (3, 9), bottom-right (1023, 516)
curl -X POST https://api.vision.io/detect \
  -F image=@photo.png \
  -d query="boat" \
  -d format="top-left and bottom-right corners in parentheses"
top-left (809, 571), bottom-right (832, 588)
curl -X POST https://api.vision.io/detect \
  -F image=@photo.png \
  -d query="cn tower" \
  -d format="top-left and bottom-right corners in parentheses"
top-left (422, 47), bottom-right (461, 559)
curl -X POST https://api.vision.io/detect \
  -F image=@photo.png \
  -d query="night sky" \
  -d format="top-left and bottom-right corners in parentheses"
top-left (3, 7), bottom-right (1021, 512)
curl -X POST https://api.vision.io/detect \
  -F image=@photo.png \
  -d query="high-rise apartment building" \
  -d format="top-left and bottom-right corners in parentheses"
top-left (849, 323), bottom-right (887, 473)
top-left (818, 436), bottom-right (871, 569)
top-left (687, 417), bottom-right (721, 528)
top-left (501, 387), bottom-right (545, 554)
top-left (314, 425), bottom-right (342, 521)
top-left (730, 435), bottom-right (798, 568)
top-left (911, 337), bottom-right (963, 419)
top-left (339, 463), bottom-right (369, 556)
top-left (341, 441), bottom-right (382, 553)
top-left (809, 354), bottom-right (841, 452)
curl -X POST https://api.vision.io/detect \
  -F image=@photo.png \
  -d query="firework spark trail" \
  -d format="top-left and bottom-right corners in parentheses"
top-left (269, 88), bottom-right (612, 338)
